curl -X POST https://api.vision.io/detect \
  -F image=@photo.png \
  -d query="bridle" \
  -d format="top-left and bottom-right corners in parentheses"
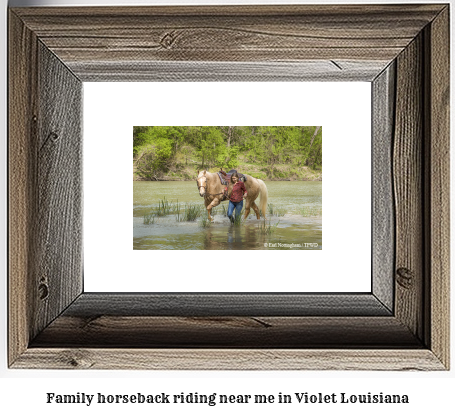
top-left (196, 174), bottom-right (227, 199)
top-left (196, 176), bottom-right (207, 196)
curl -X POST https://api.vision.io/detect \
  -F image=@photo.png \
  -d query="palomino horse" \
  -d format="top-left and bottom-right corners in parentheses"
top-left (196, 170), bottom-right (268, 222)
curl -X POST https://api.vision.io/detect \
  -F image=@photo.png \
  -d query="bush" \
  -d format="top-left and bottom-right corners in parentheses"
top-left (251, 171), bottom-right (267, 180)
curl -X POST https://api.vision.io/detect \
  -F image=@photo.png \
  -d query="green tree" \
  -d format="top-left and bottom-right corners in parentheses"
top-left (256, 126), bottom-right (288, 176)
top-left (135, 127), bottom-right (174, 180)
top-left (194, 126), bottom-right (224, 169)
top-left (304, 126), bottom-right (322, 169)
top-left (217, 145), bottom-right (239, 170)
top-left (133, 125), bottom-right (322, 180)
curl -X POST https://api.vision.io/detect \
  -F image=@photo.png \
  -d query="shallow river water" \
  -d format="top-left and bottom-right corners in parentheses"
top-left (133, 181), bottom-right (322, 250)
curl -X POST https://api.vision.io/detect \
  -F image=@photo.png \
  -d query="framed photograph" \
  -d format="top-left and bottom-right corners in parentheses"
top-left (130, 125), bottom-right (324, 253)
top-left (8, 4), bottom-right (449, 370)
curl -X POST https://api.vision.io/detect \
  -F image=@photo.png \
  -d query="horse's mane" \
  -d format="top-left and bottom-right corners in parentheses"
top-left (197, 170), bottom-right (215, 179)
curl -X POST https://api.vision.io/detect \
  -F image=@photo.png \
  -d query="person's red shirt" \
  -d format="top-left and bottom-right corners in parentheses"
top-left (227, 181), bottom-right (247, 202)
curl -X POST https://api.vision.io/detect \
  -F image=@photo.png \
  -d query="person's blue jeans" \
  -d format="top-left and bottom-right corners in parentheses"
top-left (227, 200), bottom-right (243, 223)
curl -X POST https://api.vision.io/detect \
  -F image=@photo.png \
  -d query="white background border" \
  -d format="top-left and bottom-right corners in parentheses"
top-left (84, 82), bottom-right (371, 292)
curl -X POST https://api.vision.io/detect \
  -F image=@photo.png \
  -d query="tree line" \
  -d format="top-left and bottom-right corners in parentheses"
top-left (133, 126), bottom-right (322, 180)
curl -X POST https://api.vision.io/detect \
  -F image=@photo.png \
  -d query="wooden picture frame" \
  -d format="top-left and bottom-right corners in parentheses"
top-left (8, 4), bottom-right (449, 370)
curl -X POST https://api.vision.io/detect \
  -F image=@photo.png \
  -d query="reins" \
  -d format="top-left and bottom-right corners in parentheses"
top-left (196, 175), bottom-right (227, 199)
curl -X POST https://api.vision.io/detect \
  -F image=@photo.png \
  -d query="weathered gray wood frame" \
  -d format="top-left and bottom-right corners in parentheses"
top-left (8, 5), bottom-right (449, 370)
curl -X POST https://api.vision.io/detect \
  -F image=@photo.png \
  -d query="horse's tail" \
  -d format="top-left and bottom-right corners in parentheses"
top-left (257, 179), bottom-right (268, 218)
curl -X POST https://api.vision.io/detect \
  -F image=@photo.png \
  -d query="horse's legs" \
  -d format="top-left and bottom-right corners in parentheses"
top-left (251, 200), bottom-right (261, 219)
top-left (243, 198), bottom-right (251, 219)
top-left (207, 198), bottom-right (221, 221)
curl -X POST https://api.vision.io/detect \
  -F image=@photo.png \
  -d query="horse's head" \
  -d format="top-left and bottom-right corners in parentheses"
top-left (196, 170), bottom-right (207, 197)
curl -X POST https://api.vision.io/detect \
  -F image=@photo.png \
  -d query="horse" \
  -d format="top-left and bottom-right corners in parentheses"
top-left (196, 170), bottom-right (268, 222)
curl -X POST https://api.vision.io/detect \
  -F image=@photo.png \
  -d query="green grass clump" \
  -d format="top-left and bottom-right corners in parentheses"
top-left (231, 212), bottom-right (244, 226)
top-left (143, 211), bottom-right (157, 225)
top-left (177, 203), bottom-right (204, 222)
top-left (300, 206), bottom-right (322, 217)
top-left (152, 197), bottom-right (186, 218)
top-left (155, 197), bottom-right (172, 216)
top-left (257, 217), bottom-right (279, 235)
top-left (267, 203), bottom-right (287, 217)
top-left (170, 200), bottom-right (181, 215)
top-left (199, 214), bottom-right (212, 228)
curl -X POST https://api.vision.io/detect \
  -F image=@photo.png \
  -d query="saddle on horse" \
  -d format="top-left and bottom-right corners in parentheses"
top-left (217, 168), bottom-right (247, 186)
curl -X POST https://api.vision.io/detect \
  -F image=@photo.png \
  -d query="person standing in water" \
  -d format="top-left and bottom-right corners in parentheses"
top-left (225, 172), bottom-right (247, 223)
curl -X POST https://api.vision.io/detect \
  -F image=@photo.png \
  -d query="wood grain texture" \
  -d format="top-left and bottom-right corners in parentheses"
top-left (13, 349), bottom-right (445, 371)
top-left (8, 13), bottom-right (83, 366)
top-left (71, 60), bottom-right (388, 82)
top-left (8, 11), bottom-right (38, 366)
top-left (393, 34), bottom-right (424, 340)
top-left (32, 42), bottom-right (83, 339)
top-left (372, 63), bottom-right (395, 312)
top-left (31, 316), bottom-right (421, 348)
top-left (426, 6), bottom-right (450, 369)
top-left (64, 293), bottom-right (391, 317)
top-left (11, 5), bottom-right (444, 76)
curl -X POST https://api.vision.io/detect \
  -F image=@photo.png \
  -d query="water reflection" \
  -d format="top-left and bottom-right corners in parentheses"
top-left (133, 181), bottom-right (322, 250)
top-left (226, 226), bottom-right (244, 250)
